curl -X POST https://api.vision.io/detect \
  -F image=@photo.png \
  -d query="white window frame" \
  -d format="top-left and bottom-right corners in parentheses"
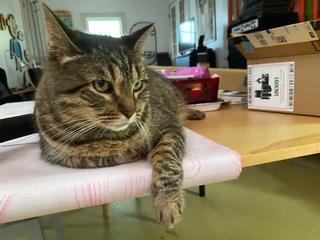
top-left (81, 13), bottom-right (126, 37)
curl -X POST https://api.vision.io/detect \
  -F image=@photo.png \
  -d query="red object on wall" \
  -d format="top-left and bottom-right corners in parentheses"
top-left (297, 0), bottom-right (305, 21)
top-left (171, 76), bottom-right (220, 104)
top-left (314, 0), bottom-right (319, 19)
top-left (228, 0), bottom-right (233, 26)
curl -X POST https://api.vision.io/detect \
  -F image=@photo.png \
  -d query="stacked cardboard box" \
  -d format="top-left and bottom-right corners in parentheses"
top-left (231, 20), bottom-right (320, 116)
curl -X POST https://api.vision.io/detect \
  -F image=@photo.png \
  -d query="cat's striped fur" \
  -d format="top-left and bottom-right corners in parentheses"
top-left (36, 4), bottom-right (204, 228)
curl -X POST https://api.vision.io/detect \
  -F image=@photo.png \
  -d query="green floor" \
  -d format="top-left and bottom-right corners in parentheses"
top-left (43, 154), bottom-right (320, 240)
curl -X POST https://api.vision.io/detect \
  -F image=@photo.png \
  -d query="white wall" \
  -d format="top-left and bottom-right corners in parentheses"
top-left (0, 0), bottom-right (27, 88)
top-left (42, 0), bottom-right (171, 53)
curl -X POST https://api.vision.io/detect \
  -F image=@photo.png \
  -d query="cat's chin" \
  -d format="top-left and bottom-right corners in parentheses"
top-left (100, 114), bottom-right (136, 132)
top-left (104, 119), bottom-right (131, 131)
top-left (110, 122), bottom-right (129, 131)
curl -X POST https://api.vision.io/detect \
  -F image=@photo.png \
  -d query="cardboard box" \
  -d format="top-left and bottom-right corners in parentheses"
top-left (210, 68), bottom-right (247, 92)
top-left (231, 20), bottom-right (320, 116)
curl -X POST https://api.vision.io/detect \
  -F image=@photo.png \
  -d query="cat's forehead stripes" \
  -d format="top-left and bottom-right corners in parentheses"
top-left (131, 64), bottom-right (139, 82)
top-left (98, 49), bottom-right (140, 83)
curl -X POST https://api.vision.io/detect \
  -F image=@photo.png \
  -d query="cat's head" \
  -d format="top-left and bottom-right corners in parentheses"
top-left (41, 4), bottom-right (154, 132)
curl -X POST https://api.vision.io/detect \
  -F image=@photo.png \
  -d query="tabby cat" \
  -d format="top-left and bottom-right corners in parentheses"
top-left (36, 4), bottom-right (205, 228)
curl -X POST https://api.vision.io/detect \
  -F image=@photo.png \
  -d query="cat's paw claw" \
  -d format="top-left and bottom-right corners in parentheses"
top-left (154, 193), bottom-right (184, 228)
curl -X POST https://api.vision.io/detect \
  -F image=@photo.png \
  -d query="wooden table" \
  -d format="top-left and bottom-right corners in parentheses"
top-left (186, 105), bottom-right (320, 167)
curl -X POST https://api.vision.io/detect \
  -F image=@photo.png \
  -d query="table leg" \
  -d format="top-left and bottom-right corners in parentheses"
top-left (102, 204), bottom-right (109, 224)
top-left (199, 185), bottom-right (206, 197)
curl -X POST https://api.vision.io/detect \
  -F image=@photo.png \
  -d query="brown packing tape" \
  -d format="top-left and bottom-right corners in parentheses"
top-left (235, 40), bottom-right (320, 60)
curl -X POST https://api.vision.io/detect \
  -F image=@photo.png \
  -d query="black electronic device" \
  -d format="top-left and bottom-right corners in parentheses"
top-left (197, 35), bottom-right (206, 52)
top-left (189, 35), bottom-right (216, 68)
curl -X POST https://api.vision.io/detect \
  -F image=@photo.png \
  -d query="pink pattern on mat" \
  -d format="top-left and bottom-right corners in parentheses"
top-left (185, 128), bottom-right (242, 169)
top-left (73, 176), bottom-right (150, 208)
top-left (74, 180), bottom-right (115, 208)
top-left (0, 195), bottom-right (13, 223)
top-left (121, 175), bottom-right (149, 199)
top-left (183, 153), bottom-right (201, 180)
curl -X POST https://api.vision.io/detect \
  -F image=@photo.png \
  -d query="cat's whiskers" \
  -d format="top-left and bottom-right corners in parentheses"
top-left (97, 126), bottom-right (107, 140)
top-left (134, 122), bottom-right (144, 148)
top-left (45, 128), bottom-right (94, 162)
top-left (38, 117), bottom-right (91, 135)
top-left (44, 122), bottom-right (100, 159)
top-left (40, 119), bottom-right (92, 153)
top-left (40, 121), bottom-right (89, 153)
top-left (135, 120), bottom-right (151, 151)
top-left (59, 122), bottom-right (99, 145)
top-left (40, 121), bottom-right (87, 140)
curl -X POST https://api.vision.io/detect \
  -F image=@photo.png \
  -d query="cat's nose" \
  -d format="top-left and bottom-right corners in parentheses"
top-left (122, 110), bottom-right (135, 119)
top-left (118, 98), bottom-right (136, 119)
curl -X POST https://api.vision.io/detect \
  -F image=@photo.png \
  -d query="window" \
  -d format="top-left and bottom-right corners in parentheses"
top-left (83, 14), bottom-right (124, 37)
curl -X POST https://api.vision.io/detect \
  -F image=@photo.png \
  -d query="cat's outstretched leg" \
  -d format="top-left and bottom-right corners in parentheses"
top-left (150, 129), bottom-right (185, 228)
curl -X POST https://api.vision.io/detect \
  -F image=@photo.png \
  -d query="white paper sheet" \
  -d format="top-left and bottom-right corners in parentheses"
top-left (0, 101), bottom-right (35, 119)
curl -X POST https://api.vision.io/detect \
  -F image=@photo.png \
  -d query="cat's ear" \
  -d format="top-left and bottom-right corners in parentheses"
top-left (42, 4), bottom-right (82, 64)
top-left (123, 23), bottom-right (155, 53)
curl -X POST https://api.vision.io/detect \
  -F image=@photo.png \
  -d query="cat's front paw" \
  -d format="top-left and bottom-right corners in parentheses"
top-left (153, 191), bottom-right (184, 228)
top-left (187, 109), bottom-right (206, 120)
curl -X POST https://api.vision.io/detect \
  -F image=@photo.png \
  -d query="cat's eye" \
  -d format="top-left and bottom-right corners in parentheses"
top-left (93, 80), bottom-right (111, 93)
top-left (133, 81), bottom-right (143, 92)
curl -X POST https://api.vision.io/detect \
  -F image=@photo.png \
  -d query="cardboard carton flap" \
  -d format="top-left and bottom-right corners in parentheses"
top-left (231, 20), bottom-right (320, 60)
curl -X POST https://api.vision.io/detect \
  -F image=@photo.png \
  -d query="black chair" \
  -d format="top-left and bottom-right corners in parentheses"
top-left (27, 67), bottom-right (42, 87)
top-left (0, 68), bottom-right (11, 97)
top-left (0, 68), bottom-right (24, 105)
top-left (156, 52), bottom-right (172, 66)
top-left (0, 67), bottom-right (37, 143)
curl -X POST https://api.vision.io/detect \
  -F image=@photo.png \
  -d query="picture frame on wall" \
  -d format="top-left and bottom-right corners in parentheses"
top-left (196, 0), bottom-right (216, 43)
